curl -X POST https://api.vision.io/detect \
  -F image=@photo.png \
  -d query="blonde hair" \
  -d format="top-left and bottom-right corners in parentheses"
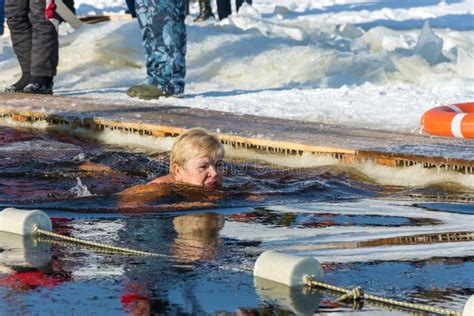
top-left (170, 128), bottom-right (225, 175)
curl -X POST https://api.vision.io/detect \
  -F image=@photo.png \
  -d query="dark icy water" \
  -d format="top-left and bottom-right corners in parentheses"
top-left (0, 125), bottom-right (473, 315)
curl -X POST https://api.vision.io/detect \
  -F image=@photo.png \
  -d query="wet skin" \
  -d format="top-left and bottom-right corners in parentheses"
top-left (148, 156), bottom-right (225, 188)
top-left (117, 156), bottom-right (225, 211)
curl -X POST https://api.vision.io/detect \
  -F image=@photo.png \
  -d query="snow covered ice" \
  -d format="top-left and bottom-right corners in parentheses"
top-left (0, 0), bottom-right (473, 133)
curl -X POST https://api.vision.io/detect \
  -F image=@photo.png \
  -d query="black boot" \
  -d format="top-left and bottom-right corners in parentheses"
top-left (23, 76), bottom-right (54, 95)
top-left (194, 0), bottom-right (214, 22)
top-left (5, 73), bottom-right (31, 93)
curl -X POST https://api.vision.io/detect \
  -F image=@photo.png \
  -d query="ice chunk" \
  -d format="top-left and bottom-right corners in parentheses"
top-left (391, 55), bottom-right (432, 82)
top-left (414, 21), bottom-right (447, 65)
top-left (70, 177), bottom-right (93, 197)
top-left (237, 2), bottom-right (261, 19)
top-left (337, 24), bottom-right (364, 40)
top-left (273, 5), bottom-right (293, 17)
top-left (228, 14), bottom-right (304, 41)
top-left (456, 47), bottom-right (474, 78)
top-left (361, 67), bottom-right (388, 84)
top-left (361, 26), bottom-right (403, 52)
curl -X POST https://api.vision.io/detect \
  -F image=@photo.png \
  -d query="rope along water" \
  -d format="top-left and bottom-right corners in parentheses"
top-left (34, 227), bottom-right (169, 258)
top-left (304, 276), bottom-right (462, 316)
top-left (32, 227), bottom-right (465, 315)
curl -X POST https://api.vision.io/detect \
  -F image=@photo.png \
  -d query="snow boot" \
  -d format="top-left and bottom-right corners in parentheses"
top-left (127, 84), bottom-right (173, 100)
top-left (23, 76), bottom-right (54, 95)
top-left (194, 0), bottom-right (214, 22)
top-left (4, 73), bottom-right (31, 93)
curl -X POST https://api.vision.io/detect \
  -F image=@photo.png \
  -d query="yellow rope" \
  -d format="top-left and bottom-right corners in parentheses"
top-left (34, 227), bottom-right (169, 258)
top-left (305, 276), bottom-right (462, 316)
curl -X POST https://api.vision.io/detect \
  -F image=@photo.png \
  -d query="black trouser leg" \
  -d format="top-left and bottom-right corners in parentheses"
top-left (126, 0), bottom-right (136, 17)
top-left (6, 0), bottom-right (58, 77)
top-left (5, 0), bottom-right (32, 74)
top-left (29, 0), bottom-right (58, 77)
top-left (216, 0), bottom-right (231, 20)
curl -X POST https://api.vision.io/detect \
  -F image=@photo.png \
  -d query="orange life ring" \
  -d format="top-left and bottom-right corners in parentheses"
top-left (421, 102), bottom-right (474, 139)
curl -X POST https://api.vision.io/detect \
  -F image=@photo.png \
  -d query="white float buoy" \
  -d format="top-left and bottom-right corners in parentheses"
top-left (253, 250), bottom-right (324, 287)
top-left (0, 208), bottom-right (52, 236)
top-left (464, 295), bottom-right (474, 316)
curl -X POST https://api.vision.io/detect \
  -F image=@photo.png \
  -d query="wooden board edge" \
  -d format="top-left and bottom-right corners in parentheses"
top-left (0, 108), bottom-right (473, 174)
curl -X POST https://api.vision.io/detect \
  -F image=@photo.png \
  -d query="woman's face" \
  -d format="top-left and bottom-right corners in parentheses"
top-left (174, 156), bottom-right (224, 188)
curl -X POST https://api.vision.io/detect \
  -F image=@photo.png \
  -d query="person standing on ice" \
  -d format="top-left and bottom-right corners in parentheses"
top-left (194, 0), bottom-right (214, 22)
top-left (217, 0), bottom-right (252, 20)
top-left (0, 0), bottom-right (4, 36)
top-left (125, 0), bottom-right (136, 18)
top-left (127, 0), bottom-right (187, 100)
top-left (4, 0), bottom-right (73, 94)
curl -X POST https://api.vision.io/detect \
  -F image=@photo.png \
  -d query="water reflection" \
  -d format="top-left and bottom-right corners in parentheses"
top-left (229, 207), bottom-right (441, 228)
top-left (112, 213), bottom-right (229, 315)
top-left (254, 277), bottom-right (322, 316)
top-left (0, 232), bottom-right (70, 292)
top-left (0, 232), bottom-right (51, 270)
top-left (0, 212), bottom-right (472, 315)
top-left (172, 213), bottom-right (225, 262)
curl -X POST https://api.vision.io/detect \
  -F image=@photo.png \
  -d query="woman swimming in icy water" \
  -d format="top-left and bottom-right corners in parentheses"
top-left (27, 128), bottom-right (257, 212)
top-left (117, 128), bottom-right (227, 211)
top-left (148, 128), bottom-right (224, 188)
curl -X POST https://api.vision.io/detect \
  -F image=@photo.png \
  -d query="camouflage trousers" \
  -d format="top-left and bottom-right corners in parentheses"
top-left (135, 0), bottom-right (187, 95)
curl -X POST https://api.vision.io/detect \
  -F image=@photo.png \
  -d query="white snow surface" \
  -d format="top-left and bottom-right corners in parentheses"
top-left (0, 0), bottom-right (473, 133)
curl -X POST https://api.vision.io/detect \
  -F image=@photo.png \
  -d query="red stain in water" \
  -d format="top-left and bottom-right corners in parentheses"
top-left (51, 217), bottom-right (71, 222)
top-left (0, 271), bottom-right (64, 290)
top-left (229, 213), bottom-right (257, 221)
top-left (319, 300), bottom-right (343, 308)
top-left (121, 294), bottom-right (149, 306)
top-left (301, 219), bottom-right (337, 228)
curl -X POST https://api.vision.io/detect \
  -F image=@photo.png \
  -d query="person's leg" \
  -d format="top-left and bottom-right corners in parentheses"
top-left (194, 0), bottom-right (214, 22)
top-left (4, 0), bottom-right (32, 92)
top-left (23, 0), bottom-right (58, 94)
top-left (216, 0), bottom-right (231, 20)
top-left (0, 0), bottom-right (4, 35)
top-left (131, 0), bottom-right (186, 98)
top-left (125, 0), bottom-right (136, 18)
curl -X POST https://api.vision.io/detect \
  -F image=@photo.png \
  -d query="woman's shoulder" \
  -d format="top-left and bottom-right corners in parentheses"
top-left (147, 174), bottom-right (175, 185)
top-left (118, 175), bottom-right (175, 196)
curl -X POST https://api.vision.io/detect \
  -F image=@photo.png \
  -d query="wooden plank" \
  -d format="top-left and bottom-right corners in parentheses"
top-left (56, 0), bottom-right (83, 29)
top-left (79, 13), bottom-right (133, 25)
top-left (2, 14), bottom-right (130, 36)
top-left (0, 93), bottom-right (472, 172)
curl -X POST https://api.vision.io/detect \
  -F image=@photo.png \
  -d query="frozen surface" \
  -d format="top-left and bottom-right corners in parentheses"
top-left (0, 0), bottom-right (473, 134)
